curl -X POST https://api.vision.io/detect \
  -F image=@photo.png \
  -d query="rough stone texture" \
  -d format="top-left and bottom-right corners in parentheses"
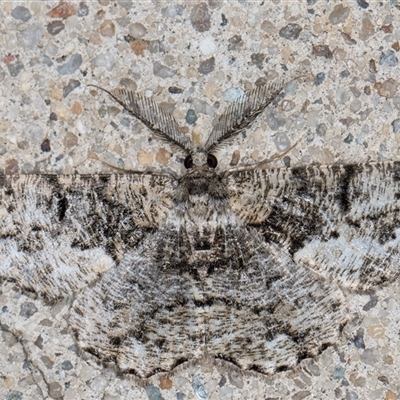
top-left (0, 2), bottom-right (400, 399)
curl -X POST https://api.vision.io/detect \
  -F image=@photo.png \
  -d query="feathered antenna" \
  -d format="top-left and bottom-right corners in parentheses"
top-left (203, 81), bottom-right (285, 154)
top-left (88, 85), bottom-right (194, 155)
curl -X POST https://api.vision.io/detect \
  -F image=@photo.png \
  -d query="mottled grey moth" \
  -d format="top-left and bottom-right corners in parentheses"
top-left (1, 80), bottom-right (399, 378)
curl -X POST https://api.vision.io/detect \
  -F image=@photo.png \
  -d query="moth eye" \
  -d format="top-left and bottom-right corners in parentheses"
top-left (207, 154), bottom-right (218, 168)
top-left (184, 155), bottom-right (193, 169)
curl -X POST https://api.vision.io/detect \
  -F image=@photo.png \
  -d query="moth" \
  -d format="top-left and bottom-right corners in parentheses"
top-left (1, 79), bottom-right (399, 379)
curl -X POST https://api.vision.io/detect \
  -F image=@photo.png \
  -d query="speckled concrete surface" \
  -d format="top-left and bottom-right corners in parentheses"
top-left (0, 1), bottom-right (400, 399)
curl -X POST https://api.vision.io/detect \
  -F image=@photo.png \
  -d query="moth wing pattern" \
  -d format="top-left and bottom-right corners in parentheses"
top-left (0, 173), bottom-right (174, 299)
top-left (2, 78), bottom-right (400, 380)
top-left (227, 162), bottom-right (400, 291)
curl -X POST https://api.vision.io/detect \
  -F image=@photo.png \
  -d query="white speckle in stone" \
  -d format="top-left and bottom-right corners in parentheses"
top-left (285, 80), bottom-right (298, 95)
top-left (192, 98), bottom-right (214, 116)
top-left (336, 87), bottom-right (350, 104)
top-left (162, 4), bottom-right (183, 18)
top-left (220, 386), bottom-right (233, 400)
top-left (350, 99), bottom-right (362, 113)
top-left (23, 124), bottom-right (44, 144)
top-left (192, 376), bottom-right (208, 400)
top-left (360, 347), bottom-right (380, 365)
top-left (223, 87), bottom-right (245, 102)
top-left (17, 24), bottom-right (43, 49)
top-left (90, 52), bottom-right (115, 72)
top-left (129, 22), bottom-right (147, 39)
top-left (383, 101), bottom-right (393, 114)
top-left (393, 95), bottom-right (400, 110)
top-left (345, 390), bottom-right (359, 400)
top-left (274, 132), bottom-right (291, 152)
top-left (307, 110), bottom-right (320, 127)
top-left (79, 364), bottom-right (99, 381)
top-left (265, 108), bottom-right (286, 130)
top-left (90, 375), bottom-right (109, 393)
top-left (75, 119), bottom-right (86, 135)
top-left (199, 37), bottom-right (217, 56)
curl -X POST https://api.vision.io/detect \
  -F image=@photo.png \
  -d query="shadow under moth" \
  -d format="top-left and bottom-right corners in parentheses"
top-left (1, 79), bottom-right (399, 378)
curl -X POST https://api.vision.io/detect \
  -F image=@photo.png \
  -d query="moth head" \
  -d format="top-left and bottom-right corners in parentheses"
top-left (183, 151), bottom-right (218, 170)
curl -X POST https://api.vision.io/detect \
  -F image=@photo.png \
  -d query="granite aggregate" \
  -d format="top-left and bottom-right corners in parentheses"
top-left (1, 1), bottom-right (400, 399)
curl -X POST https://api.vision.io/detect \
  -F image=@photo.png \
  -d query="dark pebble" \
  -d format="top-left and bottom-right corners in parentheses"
top-left (41, 139), bottom-right (51, 152)
top-left (354, 333), bottom-right (366, 349)
top-left (307, 0), bottom-right (318, 4)
top-left (78, 2), bottom-right (89, 17)
top-left (279, 23), bottom-right (302, 40)
top-left (20, 301), bottom-right (38, 318)
top-left (40, 53), bottom-right (53, 67)
top-left (117, 0), bottom-right (133, 10)
top-left (329, 4), bottom-right (350, 25)
top-left (380, 50), bottom-right (398, 67)
top-left (7, 61), bottom-right (24, 77)
top-left (11, 6), bottom-right (31, 22)
top-left (221, 13), bottom-right (228, 26)
top-left (186, 109), bottom-right (198, 125)
top-left (364, 85), bottom-right (371, 95)
top-left (363, 293), bottom-right (378, 311)
top-left (228, 34), bottom-right (243, 51)
top-left (6, 391), bottom-right (23, 400)
top-left (340, 70), bottom-right (350, 78)
top-left (63, 79), bottom-right (81, 97)
top-left (314, 72), bottom-right (325, 85)
top-left (369, 59), bottom-right (377, 73)
top-left (47, 21), bottom-right (65, 36)
top-left (251, 53), bottom-right (266, 69)
top-left (120, 117), bottom-right (131, 127)
top-left (283, 155), bottom-right (291, 167)
top-left (341, 32), bottom-right (357, 45)
top-left (153, 61), bottom-right (175, 78)
top-left (168, 86), bottom-right (183, 94)
top-left (392, 118), bottom-right (400, 133)
top-left (198, 57), bottom-right (215, 75)
top-left (34, 335), bottom-right (44, 349)
top-left (316, 123), bottom-right (327, 135)
top-left (357, 0), bottom-right (369, 8)
top-left (144, 384), bottom-right (164, 400)
top-left (378, 375), bottom-right (389, 384)
top-left (50, 112), bottom-right (58, 121)
top-left (312, 45), bottom-right (333, 58)
top-left (255, 77), bottom-right (268, 86)
top-left (190, 3), bottom-right (211, 32)
top-left (340, 117), bottom-right (355, 127)
top-left (176, 393), bottom-right (186, 400)
top-left (61, 360), bottom-right (73, 370)
top-left (344, 133), bottom-right (353, 143)
top-left (148, 40), bottom-right (165, 54)
top-left (57, 53), bottom-right (82, 75)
